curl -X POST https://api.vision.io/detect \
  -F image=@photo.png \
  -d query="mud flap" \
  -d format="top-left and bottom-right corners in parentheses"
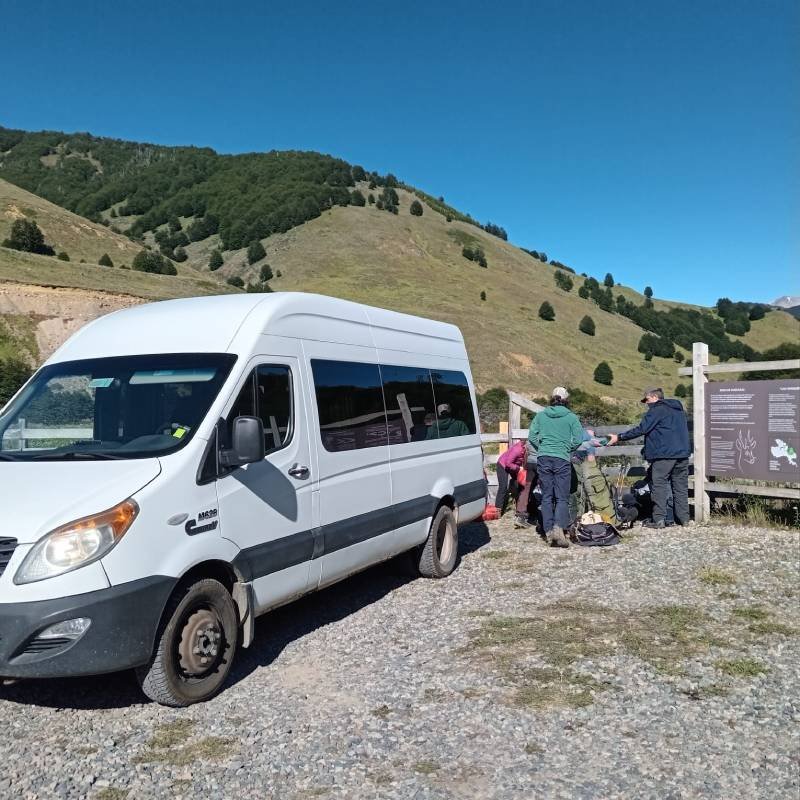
top-left (232, 581), bottom-right (255, 648)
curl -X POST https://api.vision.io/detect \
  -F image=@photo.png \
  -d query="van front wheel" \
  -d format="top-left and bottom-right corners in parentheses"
top-left (136, 578), bottom-right (238, 707)
top-left (417, 505), bottom-right (458, 578)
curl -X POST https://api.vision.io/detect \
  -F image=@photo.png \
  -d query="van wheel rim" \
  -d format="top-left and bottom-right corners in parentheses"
top-left (436, 518), bottom-right (454, 564)
top-left (177, 608), bottom-right (224, 678)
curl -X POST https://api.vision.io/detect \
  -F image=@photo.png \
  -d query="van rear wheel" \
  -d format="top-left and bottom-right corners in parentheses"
top-left (417, 505), bottom-right (458, 578)
top-left (136, 578), bottom-right (238, 707)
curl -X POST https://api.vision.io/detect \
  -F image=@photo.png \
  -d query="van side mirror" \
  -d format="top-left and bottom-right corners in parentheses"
top-left (220, 416), bottom-right (265, 468)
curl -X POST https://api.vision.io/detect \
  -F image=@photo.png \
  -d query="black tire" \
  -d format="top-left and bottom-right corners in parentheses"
top-left (136, 578), bottom-right (238, 707)
top-left (417, 504), bottom-right (459, 578)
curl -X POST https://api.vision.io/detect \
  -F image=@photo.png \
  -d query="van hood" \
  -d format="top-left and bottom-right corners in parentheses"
top-left (0, 459), bottom-right (161, 544)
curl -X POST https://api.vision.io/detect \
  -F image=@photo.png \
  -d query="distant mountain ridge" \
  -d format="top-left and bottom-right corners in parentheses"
top-left (772, 296), bottom-right (800, 319)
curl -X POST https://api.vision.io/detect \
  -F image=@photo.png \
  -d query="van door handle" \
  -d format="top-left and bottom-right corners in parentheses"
top-left (288, 463), bottom-right (310, 479)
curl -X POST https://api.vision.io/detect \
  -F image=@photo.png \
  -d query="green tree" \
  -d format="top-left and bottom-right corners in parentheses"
top-left (350, 189), bottom-right (366, 206)
top-left (644, 286), bottom-right (653, 299)
top-left (579, 315), bottom-right (596, 336)
top-left (480, 290), bottom-right (486, 301)
top-left (168, 216), bottom-right (181, 232)
top-left (724, 315), bottom-right (750, 336)
top-left (748, 305), bottom-right (767, 321)
top-left (578, 285), bottom-right (590, 299)
top-left (351, 165), bottom-right (366, 181)
top-left (276, 269), bottom-right (282, 277)
top-left (172, 246), bottom-right (188, 262)
top-left (410, 200), bottom-right (424, 216)
top-left (2, 218), bottom-right (55, 255)
top-left (538, 301), bottom-right (555, 321)
top-left (604, 273), bottom-right (614, 287)
top-left (0, 358), bottom-right (32, 407)
top-left (554, 270), bottom-right (573, 292)
top-left (674, 351), bottom-right (685, 363)
top-left (247, 240), bottom-right (266, 265)
top-left (674, 384), bottom-right (688, 398)
top-left (226, 276), bottom-right (245, 289)
top-left (57, 251), bottom-right (70, 261)
top-left (208, 249), bottom-right (224, 271)
top-left (593, 361), bottom-right (613, 385)
top-left (368, 193), bottom-right (375, 205)
top-left (98, 253), bottom-right (114, 268)
top-left (260, 263), bottom-right (274, 282)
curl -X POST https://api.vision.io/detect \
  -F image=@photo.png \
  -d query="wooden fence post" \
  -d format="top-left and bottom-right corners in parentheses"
top-left (692, 342), bottom-right (710, 522)
top-left (508, 395), bottom-right (521, 449)
top-left (498, 421), bottom-right (508, 455)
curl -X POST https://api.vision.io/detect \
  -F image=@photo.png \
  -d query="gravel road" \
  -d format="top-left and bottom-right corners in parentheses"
top-left (2, 518), bottom-right (798, 800)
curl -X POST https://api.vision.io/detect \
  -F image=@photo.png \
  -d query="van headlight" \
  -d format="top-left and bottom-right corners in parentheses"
top-left (14, 500), bottom-right (139, 584)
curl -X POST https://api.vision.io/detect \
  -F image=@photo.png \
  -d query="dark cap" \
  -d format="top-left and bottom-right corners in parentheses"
top-left (641, 387), bottom-right (663, 403)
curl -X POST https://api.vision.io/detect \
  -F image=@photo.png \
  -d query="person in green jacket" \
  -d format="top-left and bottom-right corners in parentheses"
top-left (426, 403), bottom-right (470, 439)
top-left (528, 387), bottom-right (584, 547)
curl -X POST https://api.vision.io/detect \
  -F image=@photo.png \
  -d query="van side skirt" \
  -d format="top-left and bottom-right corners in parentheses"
top-left (231, 479), bottom-right (485, 582)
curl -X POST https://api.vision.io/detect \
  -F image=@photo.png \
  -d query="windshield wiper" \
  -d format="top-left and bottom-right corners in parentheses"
top-left (31, 451), bottom-right (125, 461)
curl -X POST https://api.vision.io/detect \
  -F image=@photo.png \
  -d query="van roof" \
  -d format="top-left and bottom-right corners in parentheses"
top-left (47, 292), bottom-right (466, 364)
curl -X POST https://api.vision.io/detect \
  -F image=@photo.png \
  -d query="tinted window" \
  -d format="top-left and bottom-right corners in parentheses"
top-left (228, 365), bottom-right (293, 454)
top-left (380, 365), bottom-right (438, 444)
top-left (311, 359), bottom-right (388, 451)
top-left (429, 370), bottom-right (477, 438)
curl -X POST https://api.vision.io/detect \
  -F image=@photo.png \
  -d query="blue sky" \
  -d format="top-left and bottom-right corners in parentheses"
top-left (1, 0), bottom-right (797, 305)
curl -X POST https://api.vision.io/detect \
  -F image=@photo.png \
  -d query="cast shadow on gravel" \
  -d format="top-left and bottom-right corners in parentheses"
top-left (0, 522), bottom-right (491, 711)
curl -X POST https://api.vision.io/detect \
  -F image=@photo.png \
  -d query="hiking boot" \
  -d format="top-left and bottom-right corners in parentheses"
top-left (642, 520), bottom-right (666, 530)
top-left (547, 526), bottom-right (569, 548)
top-left (513, 514), bottom-right (532, 529)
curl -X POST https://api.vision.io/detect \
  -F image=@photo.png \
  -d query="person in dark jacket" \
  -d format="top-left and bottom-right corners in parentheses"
top-left (608, 387), bottom-right (691, 528)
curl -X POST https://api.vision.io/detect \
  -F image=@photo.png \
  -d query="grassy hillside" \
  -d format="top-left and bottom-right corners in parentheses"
top-left (0, 246), bottom-right (234, 301)
top-left (0, 178), bottom-right (142, 265)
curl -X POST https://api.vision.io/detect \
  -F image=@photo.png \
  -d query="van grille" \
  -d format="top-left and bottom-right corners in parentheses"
top-left (0, 537), bottom-right (18, 577)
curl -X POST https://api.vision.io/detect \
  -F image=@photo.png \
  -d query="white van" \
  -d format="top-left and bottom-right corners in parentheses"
top-left (0, 293), bottom-right (485, 705)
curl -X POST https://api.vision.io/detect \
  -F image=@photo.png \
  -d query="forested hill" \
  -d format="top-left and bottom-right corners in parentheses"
top-left (1, 124), bottom-right (797, 414)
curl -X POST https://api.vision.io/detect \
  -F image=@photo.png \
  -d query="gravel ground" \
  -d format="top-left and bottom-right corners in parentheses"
top-left (1, 517), bottom-right (798, 800)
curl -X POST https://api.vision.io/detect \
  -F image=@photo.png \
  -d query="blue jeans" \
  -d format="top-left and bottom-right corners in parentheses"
top-left (538, 455), bottom-right (572, 532)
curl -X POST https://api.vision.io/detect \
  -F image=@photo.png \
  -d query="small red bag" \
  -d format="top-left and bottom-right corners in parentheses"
top-left (482, 504), bottom-right (500, 521)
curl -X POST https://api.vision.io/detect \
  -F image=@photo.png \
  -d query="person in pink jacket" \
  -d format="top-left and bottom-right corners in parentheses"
top-left (494, 439), bottom-right (526, 516)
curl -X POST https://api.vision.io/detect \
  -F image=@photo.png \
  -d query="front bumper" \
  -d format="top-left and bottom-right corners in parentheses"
top-left (0, 575), bottom-right (175, 679)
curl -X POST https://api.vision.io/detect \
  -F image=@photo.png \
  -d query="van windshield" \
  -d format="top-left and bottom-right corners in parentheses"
top-left (0, 353), bottom-right (236, 461)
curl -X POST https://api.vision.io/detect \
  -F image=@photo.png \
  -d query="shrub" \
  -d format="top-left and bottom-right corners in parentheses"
top-left (480, 291), bottom-right (486, 301)
top-left (351, 165), bottom-right (366, 181)
top-left (276, 269), bottom-right (282, 278)
top-left (638, 332), bottom-right (675, 359)
top-left (579, 315), bottom-right (596, 336)
top-left (445, 215), bottom-right (452, 222)
top-left (593, 361), bottom-right (613, 385)
top-left (644, 286), bottom-right (653, 299)
top-left (57, 251), bottom-right (70, 261)
top-left (132, 250), bottom-right (176, 275)
top-left (172, 246), bottom-right (188, 262)
top-left (462, 246), bottom-right (487, 267)
top-left (247, 240), bottom-right (266, 265)
top-left (260, 264), bottom-right (273, 282)
top-left (410, 200), bottom-right (423, 216)
top-left (675, 384), bottom-right (688, 398)
top-left (554, 270), bottom-right (573, 292)
top-left (98, 253), bottom-right (113, 267)
top-left (748, 305), bottom-right (767, 321)
top-left (168, 216), bottom-right (181, 232)
top-left (208, 249), bottom-right (224, 271)
top-left (578, 285), bottom-right (590, 299)
top-left (674, 351), bottom-right (685, 363)
top-left (538, 301), bottom-right (555, 321)
top-left (2, 219), bottom-right (55, 255)
top-left (350, 190), bottom-right (366, 207)
top-left (604, 273), bottom-right (614, 287)
top-left (368, 193), bottom-right (375, 205)
top-left (226, 276), bottom-right (245, 289)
